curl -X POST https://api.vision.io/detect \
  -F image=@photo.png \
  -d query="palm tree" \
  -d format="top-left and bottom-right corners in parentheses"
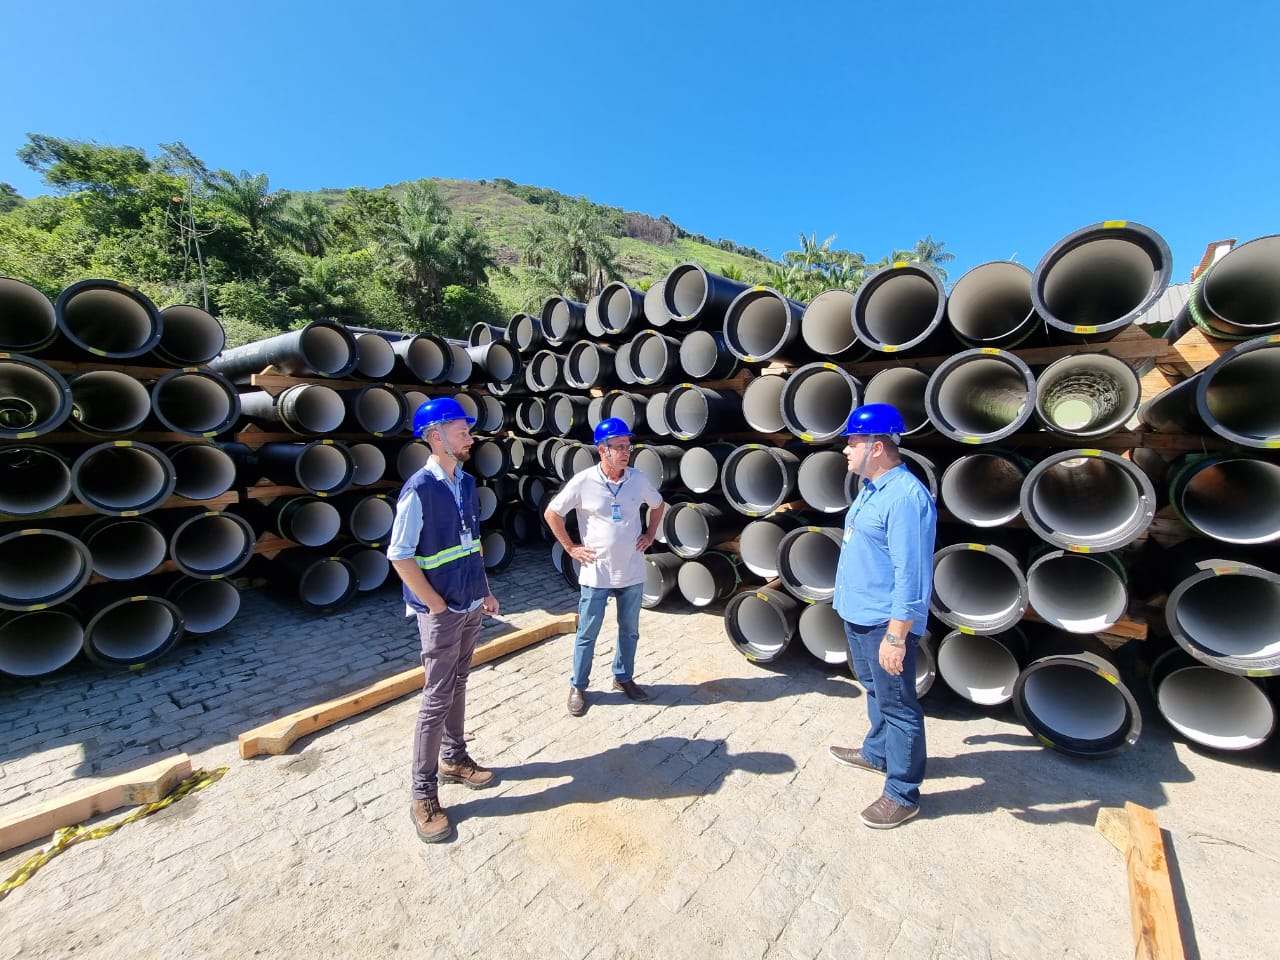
top-left (209, 169), bottom-right (302, 248)
top-left (911, 235), bottom-right (956, 282)
top-left (286, 196), bottom-right (334, 258)
top-left (518, 201), bottom-right (620, 304)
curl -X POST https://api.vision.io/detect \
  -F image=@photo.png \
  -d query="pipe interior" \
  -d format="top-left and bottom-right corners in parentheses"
top-left (510, 316), bottom-right (535, 352)
top-left (477, 485), bottom-right (498, 521)
top-left (645, 390), bottom-right (670, 436)
top-left (0, 611), bottom-right (83, 676)
top-left (940, 454), bottom-right (1024, 527)
top-left (299, 325), bottom-right (354, 376)
top-left (731, 293), bottom-right (789, 357)
top-left (90, 601), bottom-right (178, 660)
top-left (727, 449), bottom-right (788, 511)
top-left (87, 520), bottom-right (167, 579)
top-left (76, 447), bottom-right (170, 510)
top-left (0, 361), bottom-right (67, 432)
top-left (1202, 237), bottom-right (1280, 330)
top-left (742, 375), bottom-right (786, 434)
top-left (947, 263), bottom-right (1034, 341)
top-left (607, 394), bottom-right (643, 427)
top-left (550, 396), bottom-right (584, 434)
top-left (677, 562), bottom-right (718, 606)
top-left (1022, 665), bottom-right (1129, 743)
top-left (802, 290), bottom-right (858, 354)
top-left (0, 533), bottom-right (87, 605)
top-left (938, 633), bottom-right (1019, 705)
top-left (785, 370), bottom-right (856, 439)
top-left (156, 372), bottom-right (237, 433)
top-left (933, 359), bottom-right (1030, 435)
top-left (478, 396), bottom-right (505, 433)
top-left (173, 580), bottom-right (241, 633)
top-left (482, 531), bottom-right (508, 567)
top-left (397, 441), bottom-right (430, 479)
top-left (864, 368), bottom-right (931, 433)
top-left (169, 444), bottom-right (236, 500)
top-left (570, 446), bottom-right (600, 475)
top-left (680, 447), bottom-right (721, 494)
top-left (0, 278), bottom-right (56, 349)
top-left (734, 595), bottom-right (789, 656)
top-left (798, 450), bottom-right (850, 512)
top-left (602, 288), bottom-right (633, 331)
top-left (634, 332), bottom-right (674, 382)
top-left (860, 274), bottom-right (940, 346)
top-left (174, 515), bottom-right (251, 573)
top-left (784, 532), bottom-right (838, 596)
top-left (346, 548), bottom-right (390, 591)
top-left (547, 301), bottom-right (573, 340)
top-left (352, 387), bottom-right (406, 434)
top-left (1037, 356), bottom-right (1139, 434)
top-left (534, 352), bottom-right (559, 390)
top-left (288, 501), bottom-right (342, 546)
top-left (157, 305), bottom-right (224, 364)
top-left (71, 371), bottom-right (150, 433)
top-left (301, 560), bottom-right (354, 606)
top-left (402, 338), bottom-right (448, 381)
top-left (350, 498), bottom-right (395, 542)
top-left (644, 281), bottom-right (670, 327)
top-left (739, 520), bottom-right (787, 578)
top-left (354, 333), bottom-right (396, 378)
top-left (473, 441), bottom-right (504, 477)
top-left (633, 449), bottom-right (665, 489)
top-left (667, 268), bottom-right (707, 319)
top-left (643, 559), bottom-right (677, 606)
top-left (1180, 459), bottom-right (1280, 544)
top-left (1041, 239), bottom-right (1154, 327)
top-left (613, 342), bottom-right (636, 383)
top-left (62, 288), bottom-right (155, 353)
top-left (0, 446), bottom-right (71, 513)
top-left (1175, 574), bottom-right (1280, 661)
top-left (671, 507), bottom-right (711, 553)
top-left (1157, 667), bottom-right (1275, 750)
top-left (798, 602), bottom-right (846, 663)
top-left (679, 331), bottom-right (719, 378)
top-left (485, 344), bottom-right (518, 382)
top-left (1027, 456), bottom-right (1145, 545)
top-left (1027, 554), bottom-right (1127, 632)
top-left (445, 343), bottom-right (472, 384)
top-left (284, 385), bottom-right (345, 433)
top-left (933, 551), bottom-right (1023, 628)
top-left (299, 444), bottom-right (353, 492)
top-left (348, 443), bottom-right (386, 486)
top-left (569, 343), bottom-right (601, 385)
top-left (1202, 349), bottom-right (1280, 443)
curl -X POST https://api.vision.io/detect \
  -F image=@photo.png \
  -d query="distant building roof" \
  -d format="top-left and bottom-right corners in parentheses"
top-left (1136, 281), bottom-right (1191, 327)
top-left (1192, 239), bottom-right (1236, 281)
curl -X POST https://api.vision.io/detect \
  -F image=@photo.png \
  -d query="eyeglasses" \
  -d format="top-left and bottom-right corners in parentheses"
top-left (605, 443), bottom-right (632, 453)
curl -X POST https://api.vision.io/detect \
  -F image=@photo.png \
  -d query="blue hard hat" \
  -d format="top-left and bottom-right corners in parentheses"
top-left (413, 397), bottom-right (476, 438)
top-left (844, 403), bottom-right (906, 437)
top-left (593, 417), bottom-right (634, 445)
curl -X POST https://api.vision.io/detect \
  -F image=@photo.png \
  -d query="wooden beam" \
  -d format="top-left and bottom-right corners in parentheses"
top-left (1156, 327), bottom-right (1236, 380)
top-left (0, 754), bottom-right (192, 855)
top-left (1094, 803), bottom-right (1188, 960)
top-left (237, 613), bottom-right (578, 758)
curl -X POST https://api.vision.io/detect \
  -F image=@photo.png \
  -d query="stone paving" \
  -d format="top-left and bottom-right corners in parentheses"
top-left (2, 550), bottom-right (1278, 959)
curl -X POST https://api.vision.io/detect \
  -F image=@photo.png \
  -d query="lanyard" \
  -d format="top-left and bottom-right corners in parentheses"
top-left (434, 463), bottom-right (469, 532)
top-left (599, 466), bottom-right (627, 502)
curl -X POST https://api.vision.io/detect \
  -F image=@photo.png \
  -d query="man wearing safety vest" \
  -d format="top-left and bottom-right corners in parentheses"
top-left (389, 397), bottom-right (501, 844)
top-left (829, 403), bottom-right (937, 829)
top-left (544, 417), bottom-right (666, 717)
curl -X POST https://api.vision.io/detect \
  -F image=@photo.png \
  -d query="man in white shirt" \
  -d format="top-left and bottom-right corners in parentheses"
top-left (544, 417), bottom-right (666, 716)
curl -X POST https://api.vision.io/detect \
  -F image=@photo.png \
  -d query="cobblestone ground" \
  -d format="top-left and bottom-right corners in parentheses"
top-left (2, 550), bottom-right (1278, 959)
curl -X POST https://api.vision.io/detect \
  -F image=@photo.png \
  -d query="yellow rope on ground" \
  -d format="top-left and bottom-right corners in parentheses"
top-left (0, 766), bottom-right (228, 902)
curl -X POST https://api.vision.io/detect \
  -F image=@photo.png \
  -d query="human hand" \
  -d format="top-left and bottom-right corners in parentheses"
top-left (569, 544), bottom-right (597, 564)
top-left (879, 640), bottom-right (906, 676)
top-left (426, 597), bottom-right (448, 615)
top-left (481, 593), bottom-right (500, 616)
top-left (635, 531), bottom-right (656, 552)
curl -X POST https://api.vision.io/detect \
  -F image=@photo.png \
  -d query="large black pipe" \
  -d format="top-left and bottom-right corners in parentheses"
top-left (391, 332), bottom-right (452, 383)
top-left (210, 319), bottom-right (358, 382)
top-left (930, 539), bottom-right (1028, 634)
top-left (845, 448), bottom-right (940, 503)
top-left (723, 584), bottom-right (800, 662)
top-left (347, 442), bottom-right (387, 487)
top-left (0, 445), bottom-right (72, 516)
top-left (776, 525), bottom-right (842, 602)
top-left (598, 281), bottom-right (647, 337)
top-left (150, 303), bottom-right (226, 367)
top-left (468, 321), bottom-right (507, 347)
top-left (393, 439), bottom-right (431, 480)
top-left (738, 514), bottom-right (810, 579)
top-left (1034, 353), bottom-right (1141, 439)
top-left (628, 329), bottom-right (681, 385)
top-left (642, 552), bottom-right (684, 609)
top-left (1164, 546), bottom-right (1280, 676)
top-left (67, 370), bottom-right (151, 436)
top-left (676, 552), bottom-right (742, 607)
top-left (643, 280), bottom-right (672, 328)
top-left (0, 353), bottom-right (73, 439)
top-left (506, 312), bottom-right (545, 355)
top-left (254, 440), bottom-right (356, 496)
top-left (796, 449), bottom-right (851, 515)
top-left (664, 385), bottom-right (743, 442)
top-left (663, 263), bottom-right (753, 328)
top-left (352, 330), bottom-right (397, 380)
top-left (0, 608), bottom-right (84, 677)
top-left (53, 279), bottom-right (163, 359)
top-left (936, 628), bottom-right (1027, 706)
top-left (475, 394), bottom-right (509, 435)
top-left (0, 528), bottom-right (92, 611)
top-left (1030, 220), bottom-right (1171, 343)
top-left (527, 349), bottom-right (563, 393)
top-left (1149, 647), bottom-right (1276, 751)
top-left (741, 373), bottom-right (786, 435)
top-left (723, 286), bottom-right (809, 362)
top-left (938, 451), bottom-right (1029, 528)
top-left (500, 503), bottom-right (541, 545)
top-left (0, 276), bottom-right (58, 353)
top-left (471, 438), bottom-right (511, 479)
top-left (259, 550), bottom-right (359, 613)
top-left (679, 442), bottom-right (734, 496)
top-left (851, 262), bottom-right (952, 355)
top-left (678, 330), bottom-right (738, 381)
top-left (1186, 234), bottom-right (1280, 339)
top-left (150, 367), bottom-right (241, 437)
top-left (800, 289), bottom-right (866, 359)
top-left (167, 575), bottom-right (242, 634)
top-left (599, 390), bottom-right (647, 432)
top-left (779, 363), bottom-right (861, 442)
top-left (663, 499), bottom-right (742, 559)
top-left (167, 509), bottom-right (256, 579)
top-left (632, 443), bottom-right (685, 492)
top-left (1166, 453), bottom-right (1280, 545)
top-left (165, 442), bottom-right (236, 500)
top-left (1026, 547), bottom-right (1129, 634)
top-left (721, 444), bottom-right (800, 516)
top-left (239, 383), bottom-right (346, 436)
top-left (341, 383), bottom-right (408, 437)
top-left (925, 348), bottom-right (1035, 444)
top-left (515, 397), bottom-right (547, 435)
top-left (945, 261), bottom-right (1042, 348)
top-left (797, 600), bottom-right (849, 665)
top-left (71, 441), bottom-right (176, 515)
top-left (1020, 448), bottom-right (1156, 552)
top-left (481, 529), bottom-right (515, 575)
top-left (80, 588), bottom-right (185, 668)
top-left (547, 393), bottom-right (592, 441)
top-left (863, 367), bottom-right (933, 437)
top-left (82, 515), bottom-right (168, 580)
top-left (333, 542), bottom-right (392, 592)
top-left (467, 341), bottom-right (521, 384)
top-left (261, 495), bottom-right (342, 547)
top-left (565, 341), bottom-right (615, 390)
top-left (541, 295), bottom-right (587, 347)
top-left (340, 491), bottom-right (397, 548)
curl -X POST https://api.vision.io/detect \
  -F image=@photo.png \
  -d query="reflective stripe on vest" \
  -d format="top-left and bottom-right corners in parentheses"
top-left (415, 540), bottom-right (481, 571)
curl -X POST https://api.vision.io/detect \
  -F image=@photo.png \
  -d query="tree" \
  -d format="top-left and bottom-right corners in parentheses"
top-left (209, 169), bottom-right (301, 247)
top-left (18, 134), bottom-right (150, 198)
top-left (518, 200), bottom-right (620, 304)
top-left (911, 234), bottom-right (956, 282)
top-left (0, 183), bottom-right (20, 214)
top-left (286, 196), bottom-right (334, 258)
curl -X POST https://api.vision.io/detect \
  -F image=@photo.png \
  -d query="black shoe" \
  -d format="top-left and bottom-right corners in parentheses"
top-left (567, 685), bottom-right (586, 716)
top-left (612, 678), bottom-right (650, 702)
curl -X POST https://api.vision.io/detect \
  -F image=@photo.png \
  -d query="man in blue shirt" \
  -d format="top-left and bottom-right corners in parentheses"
top-left (829, 404), bottom-right (937, 829)
top-left (389, 397), bottom-right (500, 844)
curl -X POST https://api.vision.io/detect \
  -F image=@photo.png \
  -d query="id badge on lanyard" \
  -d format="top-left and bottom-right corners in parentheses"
top-left (611, 502), bottom-right (622, 522)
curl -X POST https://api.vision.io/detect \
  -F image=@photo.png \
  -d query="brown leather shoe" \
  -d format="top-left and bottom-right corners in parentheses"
top-left (829, 745), bottom-right (883, 775)
top-left (612, 678), bottom-right (650, 702)
top-left (567, 685), bottom-right (586, 716)
top-left (860, 795), bottom-right (919, 830)
top-left (438, 755), bottom-right (495, 789)
top-left (410, 797), bottom-right (450, 843)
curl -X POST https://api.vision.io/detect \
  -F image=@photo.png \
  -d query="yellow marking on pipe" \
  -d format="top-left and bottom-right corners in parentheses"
top-left (968, 544), bottom-right (986, 551)
top-left (16, 431), bottom-right (36, 439)
top-left (958, 625), bottom-right (975, 635)
top-left (1102, 220), bottom-right (1127, 229)
top-left (800, 433), bottom-right (813, 442)
top-left (1068, 544), bottom-right (1091, 554)
top-left (980, 348), bottom-right (1001, 355)
top-left (121, 510), bottom-right (139, 517)
top-left (1212, 566), bottom-right (1238, 576)
top-left (1098, 670), bottom-right (1119, 685)
top-left (113, 440), bottom-right (133, 448)
top-left (755, 592), bottom-right (769, 602)
top-left (962, 437), bottom-right (981, 444)
top-left (882, 345), bottom-right (899, 353)
top-left (1081, 449), bottom-right (1102, 456)
top-left (1073, 325), bottom-right (1097, 334)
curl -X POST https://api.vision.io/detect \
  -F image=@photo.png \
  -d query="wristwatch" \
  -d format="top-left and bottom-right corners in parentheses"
top-left (883, 631), bottom-right (905, 647)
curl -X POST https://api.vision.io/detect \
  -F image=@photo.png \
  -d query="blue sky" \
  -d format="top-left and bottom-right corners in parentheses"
top-left (3, 0), bottom-right (1278, 284)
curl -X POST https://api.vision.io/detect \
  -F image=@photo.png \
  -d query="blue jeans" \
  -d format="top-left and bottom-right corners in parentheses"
top-left (844, 620), bottom-right (926, 808)
top-left (571, 583), bottom-right (644, 689)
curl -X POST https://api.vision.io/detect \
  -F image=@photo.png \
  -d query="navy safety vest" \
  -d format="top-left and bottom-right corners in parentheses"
top-left (401, 466), bottom-right (486, 613)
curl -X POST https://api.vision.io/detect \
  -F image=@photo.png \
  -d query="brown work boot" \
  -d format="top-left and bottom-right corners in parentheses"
top-left (410, 797), bottom-right (450, 843)
top-left (612, 678), bottom-right (650, 702)
top-left (860, 795), bottom-right (919, 830)
top-left (567, 685), bottom-right (586, 716)
top-left (829, 745), bottom-right (883, 775)
top-left (438, 754), bottom-right (496, 789)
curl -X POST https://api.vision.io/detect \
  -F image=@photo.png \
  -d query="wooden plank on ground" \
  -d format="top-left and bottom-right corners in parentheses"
top-left (237, 613), bottom-right (578, 759)
top-left (0, 754), bottom-right (192, 855)
top-left (1094, 803), bottom-right (1188, 960)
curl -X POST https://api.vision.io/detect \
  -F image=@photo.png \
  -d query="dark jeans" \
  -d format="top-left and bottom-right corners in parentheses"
top-left (844, 620), bottom-right (927, 807)
top-left (571, 583), bottom-right (644, 689)
top-left (411, 608), bottom-right (482, 800)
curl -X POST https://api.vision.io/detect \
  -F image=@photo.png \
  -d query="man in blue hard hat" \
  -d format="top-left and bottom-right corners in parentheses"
top-left (828, 403), bottom-right (937, 829)
top-left (544, 416), bottom-right (666, 717)
top-left (389, 396), bottom-right (501, 844)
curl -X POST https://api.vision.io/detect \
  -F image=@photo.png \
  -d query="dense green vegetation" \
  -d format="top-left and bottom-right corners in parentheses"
top-left (0, 134), bottom-right (954, 348)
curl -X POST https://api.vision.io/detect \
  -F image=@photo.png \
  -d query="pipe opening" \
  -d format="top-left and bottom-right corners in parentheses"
top-left (1040, 238), bottom-right (1161, 332)
top-left (350, 496), bottom-right (395, 544)
top-left (1157, 666), bottom-right (1275, 751)
top-left (1199, 235), bottom-right (1280, 334)
top-left (855, 269), bottom-right (945, 350)
top-left (644, 281), bottom-right (671, 328)
top-left (398, 337), bottom-right (449, 382)
top-left (287, 443), bottom-right (353, 494)
top-left (72, 443), bottom-right (175, 514)
top-left (0, 277), bottom-right (57, 352)
top-left (946, 262), bottom-right (1037, 346)
top-left (0, 610), bottom-right (83, 677)
top-left (339, 546), bottom-right (391, 591)
top-left (354, 332), bottom-right (396, 379)
top-left (396, 440), bottom-right (430, 480)
top-left (349, 385), bottom-right (407, 435)
top-left (1170, 569), bottom-right (1280, 671)
top-left (864, 367), bottom-right (931, 435)
top-left (299, 558), bottom-right (356, 608)
top-left (1021, 451), bottom-right (1154, 551)
top-left (931, 545), bottom-right (1027, 633)
top-left (567, 342), bottom-right (603, 387)
top-left (797, 450), bottom-right (850, 513)
top-left (778, 527), bottom-right (841, 601)
top-left (172, 513), bottom-right (254, 577)
top-left (171, 579), bottom-right (241, 633)
top-left (58, 284), bottom-right (160, 356)
top-left (0, 530), bottom-right (92, 609)
top-left (85, 518), bottom-right (167, 579)
top-left (939, 453), bottom-right (1025, 527)
top-left (798, 601), bottom-right (847, 664)
top-left (739, 519), bottom-right (797, 579)
top-left (1199, 345), bottom-right (1280, 447)
top-left (153, 370), bottom-right (240, 435)
top-left (280, 499), bottom-right (342, 546)
top-left (665, 266), bottom-right (708, 319)
top-left (927, 352), bottom-right (1033, 442)
top-left (0, 356), bottom-right (71, 437)
top-left (725, 590), bottom-right (798, 660)
top-left (631, 330), bottom-right (678, 384)
top-left (675, 558), bottom-right (727, 606)
top-left (156, 304), bottom-right (226, 366)
top-left (348, 443), bottom-right (387, 486)
top-left (1017, 660), bottom-right (1136, 754)
top-left (679, 330), bottom-right (730, 379)
top-left (781, 365), bottom-right (859, 441)
top-left (85, 597), bottom-right (182, 665)
top-left (723, 447), bottom-right (798, 515)
top-left (299, 324), bottom-right (357, 376)
top-left (1027, 551), bottom-right (1128, 633)
top-left (937, 631), bottom-right (1021, 705)
top-left (1176, 457), bottom-right (1280, 544)
top-left (679, 446), bottom-right (727, 495)
top-left (742, 375), bottom-right (786, 435)
top-left (1036, 354), bottom-right (1140, 437)
top-left (725, 289), bottom-right (800, 360)
top-left (277, 384), bottom-right (346, 434)
top-left (801, 289), bottom-right (859, 356)
top-left (69, 370), bottom-right (151, 434)
top-left (0, 446), bottom-right (71, 515)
